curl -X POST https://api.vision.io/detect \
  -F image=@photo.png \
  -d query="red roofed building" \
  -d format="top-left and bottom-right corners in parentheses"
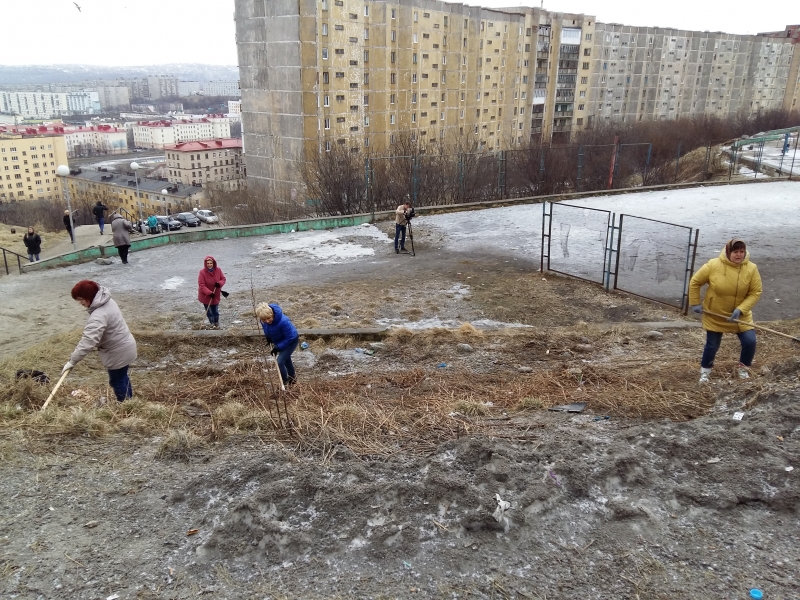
top-left (164, 138), bottom-right (245, 188)
top-left (133, 116), bottom-right (233, 149)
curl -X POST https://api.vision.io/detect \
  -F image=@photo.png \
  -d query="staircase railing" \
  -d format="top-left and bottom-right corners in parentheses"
top-left (1, 246), bottom-right (26, 275)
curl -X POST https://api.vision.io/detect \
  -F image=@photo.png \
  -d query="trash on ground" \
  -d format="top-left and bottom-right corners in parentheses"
top-left (83, 520), bottom-right (99, 528)
top-left (593, 415), bottom-right (610, 421)
top-left (732, 412), bottom-right (745, 421)
top-left (786, 466), bottom-right (794, 472)
top-left (232, 320), bottom-right (243, 324)
top-left (749, 589), bottom-right (763, 600)
top-left (436, 363), bottom-right (448, 368)
top-left (706, 457), bottom-right (722, 464)
top-left (492, 493), bottom-right (511, 523)
top-left (106, 594), bottom-right (120, 600)
top-left (300, 341), bottom-right (309, 349)
top-left (548, 402), bottom-right (587, 413)
top-left (187, 529), bottom-right (199, 536)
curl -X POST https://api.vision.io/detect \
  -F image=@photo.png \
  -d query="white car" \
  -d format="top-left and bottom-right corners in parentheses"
top-left (196, 209), bottom-right (219, 224)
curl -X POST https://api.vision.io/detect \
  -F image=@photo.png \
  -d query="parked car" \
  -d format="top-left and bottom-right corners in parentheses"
top-left (196, 209), bottom-right (219, 224)
top-left (175, 212), bottom-right (201, 227)
top-left (155, 215), bottom-right (183, 232)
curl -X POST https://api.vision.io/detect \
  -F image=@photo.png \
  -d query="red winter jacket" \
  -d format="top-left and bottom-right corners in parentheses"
top-left (197, 255), bottom-right (226, 305)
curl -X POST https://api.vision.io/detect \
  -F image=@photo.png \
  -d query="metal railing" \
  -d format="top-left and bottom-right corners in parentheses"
top-left (1, 246), bottom-right (26, 275)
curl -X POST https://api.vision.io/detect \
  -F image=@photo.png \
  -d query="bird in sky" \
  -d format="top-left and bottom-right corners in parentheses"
top-left (73, 2), bottom-right (81, 12)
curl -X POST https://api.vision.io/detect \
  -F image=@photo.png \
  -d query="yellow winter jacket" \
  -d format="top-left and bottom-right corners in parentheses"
top-left (688, 249), bottom-right (762, 333)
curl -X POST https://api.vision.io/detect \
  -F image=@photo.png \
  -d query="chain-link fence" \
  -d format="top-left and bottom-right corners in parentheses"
top-left (541, 202), bottom-right (700, 312)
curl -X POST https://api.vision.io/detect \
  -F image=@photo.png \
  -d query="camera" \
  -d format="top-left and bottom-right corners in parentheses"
top-left (405, 206), bottom-right (416, 221)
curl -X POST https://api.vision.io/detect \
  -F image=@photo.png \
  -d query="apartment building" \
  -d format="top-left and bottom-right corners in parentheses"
top-left (0, 83), bottom-right (130, 112)
top-left (164, 138), bottom-right (245, 188)
top-left (587, 24), bottom-right (796, 124)
top-left (204, 81), bottom-right (242, 97)
top-left (59, 170), bottom-right (201, 216)
top-left (759, 24), bottom-right (800, 112)
top-left (235, 0), bottom-right (595, 198)
top-left (0, 129), bottom-right (69, 202)
top-left (0, 90), bottom-right (104, 119)
top-left (228, 100), bottom-right (242, 114)
top-left (64, 125), bottom-right (128, 157)
top-left (133, 116), bottom-right (233, 149)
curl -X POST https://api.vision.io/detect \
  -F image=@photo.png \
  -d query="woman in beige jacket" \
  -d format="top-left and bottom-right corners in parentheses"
top-left (62, 280), bottom-right (137, 401)
top-left (688, 239), bottom-right (762, 383)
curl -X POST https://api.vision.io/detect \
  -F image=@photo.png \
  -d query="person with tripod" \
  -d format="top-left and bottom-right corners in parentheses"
top-left (394, 200), bottom-right (414, 254)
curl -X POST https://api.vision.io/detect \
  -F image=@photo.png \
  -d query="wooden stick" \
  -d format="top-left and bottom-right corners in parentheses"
top-left (704, 310), bottom-right (800, 343)
top-left (41, 368), bottom-right (71, 411)
top-left (273, 355), bottom-right (286, 392)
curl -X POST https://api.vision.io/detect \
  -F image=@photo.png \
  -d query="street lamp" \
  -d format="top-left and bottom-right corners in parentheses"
top-left (130, 161), bottom-right (144, 229)
top-left (56, 164), bottom-right (77, 252)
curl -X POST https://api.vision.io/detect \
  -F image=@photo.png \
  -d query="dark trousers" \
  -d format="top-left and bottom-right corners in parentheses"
top-left (108, 366), bottom-right (133, 402)
top-left (394, 224), bottom-right (407, 250)
top-left (98, 217), bottom-right (105, 233)
top-left (276, 338), bottom-right (299, 384)
top-left (202, 302), bottom-right (219, 325)
top-left (701, 329), bottom-right (757, 368)
top-left (66, 226), bottom-right (73, 242)
top-left (117, 244), bottom-right (130, 264)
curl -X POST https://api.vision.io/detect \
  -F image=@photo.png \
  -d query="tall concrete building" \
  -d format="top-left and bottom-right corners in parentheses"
top-left (587, 24), bottom-right (796, 124)
top-left (235, 0), bottom-right (595, 198)
top-left (0, 128), bottom-right (69, 202)
top-left (234, 0), bottom-right (798, 201)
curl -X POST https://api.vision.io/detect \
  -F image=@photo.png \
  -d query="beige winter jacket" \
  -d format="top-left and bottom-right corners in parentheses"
top-left (70, 287), bottom-right (137, 370)
top-left (395, 204), bottom-right (409, 226)
top-left (111, 213), bottom-right (133, 247)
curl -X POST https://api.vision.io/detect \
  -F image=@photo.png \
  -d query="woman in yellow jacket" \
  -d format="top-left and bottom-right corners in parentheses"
top-left (688, 239), bottom-right (762, 383)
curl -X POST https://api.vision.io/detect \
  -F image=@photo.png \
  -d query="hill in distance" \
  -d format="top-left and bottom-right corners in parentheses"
top-left (0, 64), bottom-right (239, 85)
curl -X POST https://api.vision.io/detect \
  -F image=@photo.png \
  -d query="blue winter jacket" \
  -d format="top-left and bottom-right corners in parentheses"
top-left (260, 304), bottom-right (298, 351)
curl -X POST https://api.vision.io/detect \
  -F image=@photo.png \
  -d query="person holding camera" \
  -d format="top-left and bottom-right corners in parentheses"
top-left (255, 302), bottom-right (299, 386)
top-left (394, 200), bottom-right (413, 254)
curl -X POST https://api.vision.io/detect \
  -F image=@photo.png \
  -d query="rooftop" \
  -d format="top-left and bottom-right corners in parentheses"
top-left (166, 138), bottom-right (243, 152)
top-left (0, 124), bottom-right (125, 136)
top-left (63, 169), bottom-right (201, 199)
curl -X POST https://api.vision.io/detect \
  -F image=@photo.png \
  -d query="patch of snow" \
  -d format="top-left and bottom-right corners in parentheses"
top-left (160, 276), bottom-right (185, 290)
top-left (376, 317), bottom-right (533, 330)
top-left (253, 224), bottom-right (390, 263)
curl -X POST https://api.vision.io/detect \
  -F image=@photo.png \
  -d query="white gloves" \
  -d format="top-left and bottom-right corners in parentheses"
top-left (62, 361), bottom-right (74, 374)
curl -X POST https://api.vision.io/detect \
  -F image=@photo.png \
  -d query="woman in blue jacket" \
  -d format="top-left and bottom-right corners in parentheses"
top-left (255, 302), bottom-right (299, 386)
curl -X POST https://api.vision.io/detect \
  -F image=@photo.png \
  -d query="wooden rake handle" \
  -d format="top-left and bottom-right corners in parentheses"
top-left (41, 368), bottom-right (71, 411)
top-left (704, 310), bottom-right (800, 343)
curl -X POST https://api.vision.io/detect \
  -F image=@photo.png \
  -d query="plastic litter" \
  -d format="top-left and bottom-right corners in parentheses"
top-left (749, 589), bottom-right (763, 600)
top-left (355, 348), bottom-right (364, 353)
top-left (436, 363), bottom-right (448, 368)
top-left (706, 457), bottom-right (722, 464)
top-left (300, 342), bottom-right (309, 350)
top-left (732, 411), bottom-right (745, 421)
top-left (593, 415), bottom-right (610, 421)
top-left (492, 494), bottom-right (511, 524)
top-left (548, 402), bottom-right (587, 413)
top-left (786, 466), bottom-right (794, 472)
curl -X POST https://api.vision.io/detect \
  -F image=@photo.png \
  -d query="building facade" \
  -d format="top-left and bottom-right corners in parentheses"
top-left (64, 125), bottom-right (128, 157)
top-left (0, 130), bottom-right (69, 202)
top-left (133, 117), bottom-right (233, 149)
top-left (233, 0), bottom-right (799, 201)
top-left (59, 170), bottom-right (202, 216)
top-left (587, 24), bottom-right (796, 124)
top-left (164, 138), bottom-right (245, 187)
top-left (0, 90), bottom-right (106, 119)
top-left (204, 81), bottom-right (242, 97)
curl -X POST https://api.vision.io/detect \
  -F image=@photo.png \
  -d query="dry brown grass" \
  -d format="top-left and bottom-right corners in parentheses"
top-left (0, 322), bottom-right (798, 457)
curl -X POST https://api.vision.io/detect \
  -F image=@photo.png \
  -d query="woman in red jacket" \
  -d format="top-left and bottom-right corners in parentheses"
top-left (197, 256), bottom-right (226, 329)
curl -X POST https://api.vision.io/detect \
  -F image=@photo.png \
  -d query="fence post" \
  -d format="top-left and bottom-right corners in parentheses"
top-left (613, 144), bottom-right (622, 186)
top-left (643, 143), bottom-right (652, 185)
top-left (603, 213), bottom-right (619, 291)
top-left (576, 145), bottom-right (584, 192)
top-left (607, 135), bottom-right (619, 189)
top-left (365, 157), bottom-right (372, 220)
top-left (790, 131), bottom-right (799, 181)
top-left (497, 150), bottom-right (506, 199)
top-left (674, 141), bottom-right (682, 183)
top-left (411, 156), bottom-right (419, 205)
top-left (458, 154), bottom-right (465, 202)
top-left (703, 143), bottom-right (711, 180)
top-left (754, 139), bottom-right (765, 179)
top-left (538, 148), bottom-right (546, 192)
top-left (2, 249), bottom-right (8, 276)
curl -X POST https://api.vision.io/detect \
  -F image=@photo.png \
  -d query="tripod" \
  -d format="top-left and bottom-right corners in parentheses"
top-left (405, 219), bottom-right (416, 256)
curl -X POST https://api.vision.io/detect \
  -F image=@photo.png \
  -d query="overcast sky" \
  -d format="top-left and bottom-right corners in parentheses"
top-left (2, 0), bottom-right (797, 67)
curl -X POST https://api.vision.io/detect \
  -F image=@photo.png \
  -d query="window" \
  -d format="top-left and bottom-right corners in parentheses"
top-left (413, 53), bottom-right (417, 64)
top-left (322, 48), bottom-right (328, 59)
top-left (413, 33), bottom-right (418, 44)
top-left (582, 62), bottom-right (590, 69)
top-left (324, 119), bottom-right (330, 129)
top-left (364, 94), bottom-right (369, 105)
top-left (391, 51), bottom-right (396, 63)
top-left (323, 95), bottom-right (329, 106)
top-left (390, 114), bottom-right (396, 124)
top-left (391, 73), bottom-right (396, 84)
top-left (364, 5), bottom-right (369, 16)
top-left (578, 104), bottom-right (585, 111)
top-left (325, 140), bottom-right (331, 152)
top-left (322, 23), bottom-right (328, 36)
top-left (363, 73), bottom-right (369, 84)
top-left (391, 8), bottom-right (396, 19)
top-left (412, 92), bottom-right (417, 103)
top-left (414, 11), bottom-right (418, 22)
top-left (412, 113), bottom-right (416, 123)
top-left (580, 76), bottom-right (588, 84)
top-left (412, 73), bottom-right (417, 83)
top-left (391, 30), bottom-right (396, 42)
top-left (364, 50), bottom-right (369, 62)
top-left (322, 71), bottom-right (329, 84)
top-left (364, 28), bottom-right (369, 39)
top-left (335, 71), bottom-right (345, 78)
top-left (390, 93), bottom-right (396, 104)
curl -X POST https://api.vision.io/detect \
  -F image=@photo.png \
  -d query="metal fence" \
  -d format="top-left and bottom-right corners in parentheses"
top-left (541, 202), bottom-right (699, 312)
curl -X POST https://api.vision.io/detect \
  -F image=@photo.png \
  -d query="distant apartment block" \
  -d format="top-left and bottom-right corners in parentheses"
top-left (179, 81), bottom-right (202, 97)
top-left (0, 127), bottom-right (69, 202)
top-left (228, 100), bottom-right (242, 114)
top-left (132, 116), bottom-right (233, 149)
top-left (587, 24), bottom-right (797, 124)
top-left (164, 138), bottom-right (245, 188)
top-left (1, 123), bottom-right (127, 158)
top-left (0, 90), bottom-right (103, 119)
top-left (0, 83), bottom-right (130, 112)
top-left (204, 81), bottom-right (242, 97)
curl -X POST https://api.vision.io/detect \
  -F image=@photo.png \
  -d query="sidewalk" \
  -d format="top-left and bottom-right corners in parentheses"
top-left (46, 222), bottom-right (111, 258)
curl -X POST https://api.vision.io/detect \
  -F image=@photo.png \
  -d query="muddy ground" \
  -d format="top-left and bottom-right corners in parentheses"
top-left (1, 211), bottom-right (799, 599)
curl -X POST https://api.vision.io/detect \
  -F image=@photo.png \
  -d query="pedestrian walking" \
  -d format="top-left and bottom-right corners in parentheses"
top-left (255, 302), bottom-right (299, 386)
top-left (111, 213), bottom-right (134, 264)
top-left (689, 238), bottom-right (763, 383)
top-left (394, 200), bottom-right (412, 254)
top-left (62, 280), bottom-right (137, 402)
top-left (198, 256), bottom-right (226, 328)
top-left (23, 227), bottom-right (42, 262)
top-left (63, 209), bottom-right (74, 243)
top-left (93, 201), bottom-right (109, 234)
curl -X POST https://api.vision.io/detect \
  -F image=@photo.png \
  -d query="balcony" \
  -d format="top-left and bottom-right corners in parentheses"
top-left (554, 110), bottom-right (574, 117)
